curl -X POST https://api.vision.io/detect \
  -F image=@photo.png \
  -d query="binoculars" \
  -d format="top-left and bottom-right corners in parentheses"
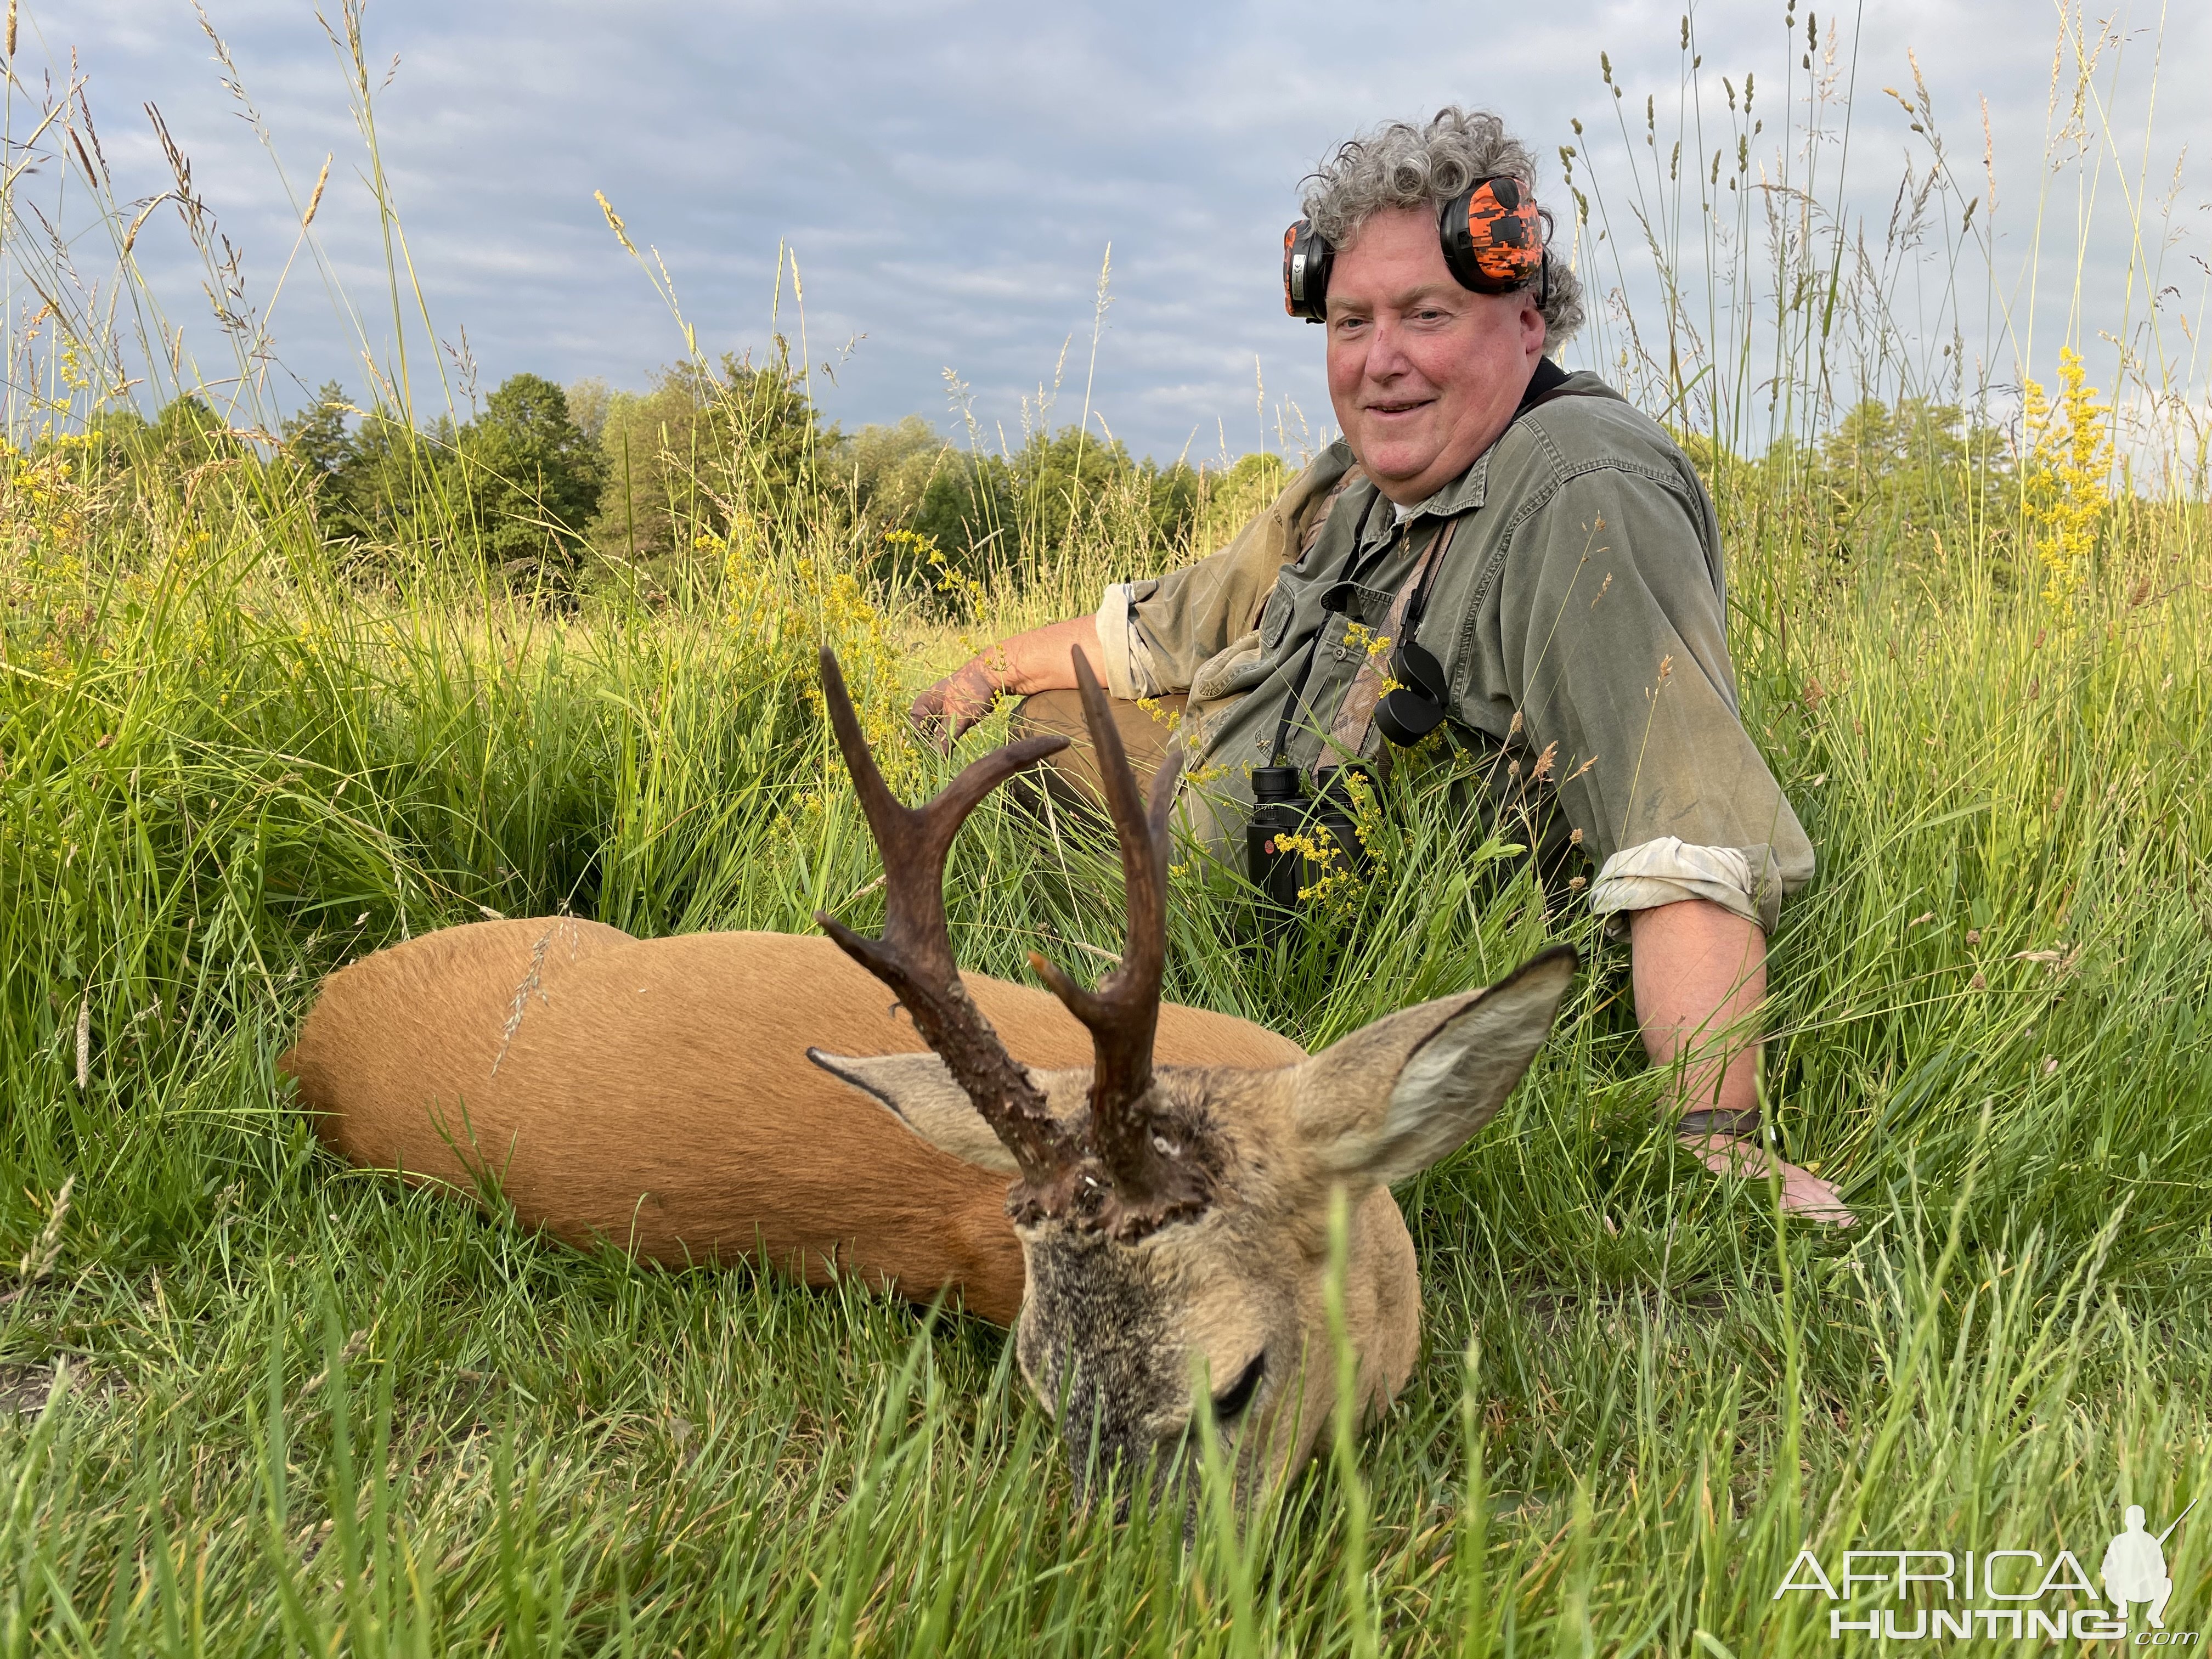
top-left (1373, 635), bottom-right (1449, 747)
top-left (1245, 764), bottom-right (1374, 946)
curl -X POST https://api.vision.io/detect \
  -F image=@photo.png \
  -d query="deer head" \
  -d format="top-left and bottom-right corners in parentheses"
top-left (808, 647), bottom-right (1576, 1499)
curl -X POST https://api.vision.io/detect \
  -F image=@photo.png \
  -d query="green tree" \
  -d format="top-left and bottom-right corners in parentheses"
top-left (1139, 455), bottom-right (1203, 551)
top-left (1809, 398), bottom-right (2007, 563)
top-left (1009, 426), bottom-right (1133, 554)
top-left (835, 417), bottom-right (1213, 591)
top-left (563, 377), bottom-right (612, 447)
top-left (722, 347), bottom-right (828, 513)
top-left (148, 395), bottom-right (246, 466)
top-left (458, 373), bottom-right (607, 582)
top-left (1005, 425), bottom-right (1203, 570)
top-left (343, 411), bottom-right (455, 550)
top-left (280, 381), bottom-right (352, 480)
top-left (586, 347), bottom-right (830, 580)
top-left (278, 381), bottom-right (365, 540)
top-left (268, 384), bottom-right (459, 551)
top-left (77, 405), bottom-right (151, 488)
top-left (1192, 450), bottom-right (1291, 552)
top-left (909, 449), bottom-right (1015, 575)
top-left (835, 415), bottom-right (952, 531)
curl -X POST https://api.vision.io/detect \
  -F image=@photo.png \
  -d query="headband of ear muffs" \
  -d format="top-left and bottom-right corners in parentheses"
top-left (1282, 174), bottom-right (1549, 323)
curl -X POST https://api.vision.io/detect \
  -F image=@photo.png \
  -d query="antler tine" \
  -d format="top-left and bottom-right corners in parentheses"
top-left (813, 647), bottom-right (1077, 1184)
top-left (817, 648), bottom-right (1066, 958)
top-left (1026, 651), bottom-right (1184, 1200)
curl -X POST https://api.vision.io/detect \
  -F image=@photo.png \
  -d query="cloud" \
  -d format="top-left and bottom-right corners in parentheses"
top-left (41, 0), bottom-right (2212, 458)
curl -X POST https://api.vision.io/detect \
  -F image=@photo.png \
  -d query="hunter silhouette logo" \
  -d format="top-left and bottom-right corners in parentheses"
top-left (2104, 1501), bottom-right (2195, 1632)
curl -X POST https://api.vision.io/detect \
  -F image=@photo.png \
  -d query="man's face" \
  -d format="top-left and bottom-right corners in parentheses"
top-left (1324, 205), bottom-right (1547, 505)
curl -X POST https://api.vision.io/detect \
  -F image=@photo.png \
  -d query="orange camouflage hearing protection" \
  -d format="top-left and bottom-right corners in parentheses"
top-left (1282, 174), bottom-right (1549, 323)
top-left (1282, 219), bottom-right (1335, 321)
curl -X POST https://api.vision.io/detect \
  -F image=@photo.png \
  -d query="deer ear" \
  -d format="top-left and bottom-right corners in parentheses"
top-left (1291, 947), bottom-right (1576, 1186)
top-left (807, 1049), bottom-right (1023, 1175)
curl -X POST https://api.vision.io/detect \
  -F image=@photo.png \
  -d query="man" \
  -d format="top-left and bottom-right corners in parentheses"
top-left (2102, 1506), bottom-right (2176, 1629)
top-left (911, 108), bottom-right (1846, 1223)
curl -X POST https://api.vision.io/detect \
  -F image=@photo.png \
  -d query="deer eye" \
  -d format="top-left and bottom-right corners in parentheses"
top-left (1210, 1351), bottom-right (1266, 1424)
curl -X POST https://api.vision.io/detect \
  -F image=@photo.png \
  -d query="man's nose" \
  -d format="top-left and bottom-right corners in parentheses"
top-left (1363, 314), bottom-right (1413, 381)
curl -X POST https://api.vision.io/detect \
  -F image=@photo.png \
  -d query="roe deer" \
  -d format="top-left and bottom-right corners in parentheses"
top-left (284, 648), bottom-right (1576, 1493)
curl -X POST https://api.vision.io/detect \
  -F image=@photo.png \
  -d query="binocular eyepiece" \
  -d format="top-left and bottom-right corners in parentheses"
top-left (1373, 637), bottom-right (1449, 747)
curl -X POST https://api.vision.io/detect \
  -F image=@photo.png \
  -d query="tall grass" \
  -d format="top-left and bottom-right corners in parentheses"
top-left (2, 2), bottom-right (2208, 1652)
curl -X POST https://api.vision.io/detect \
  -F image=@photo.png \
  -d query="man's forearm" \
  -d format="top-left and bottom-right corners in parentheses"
top-left (1628, 898), bottom-right (1766, 1121)
top-left (971, 616), bottom-right (1105, 695)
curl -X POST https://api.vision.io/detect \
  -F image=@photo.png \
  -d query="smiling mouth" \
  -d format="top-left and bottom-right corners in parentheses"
top-left (1364, 399), bottom-right (1433, 417)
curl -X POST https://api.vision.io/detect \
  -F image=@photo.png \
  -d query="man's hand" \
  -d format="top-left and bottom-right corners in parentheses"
top-left (1677, 1126), bottom-right (1855, 1226)
top-left (906, 616), bottom-right (1108, 751)
top-left (1629, 896), bottom-right (1855, 1227)
top-left (909, 657), bottom-right (1004, 749)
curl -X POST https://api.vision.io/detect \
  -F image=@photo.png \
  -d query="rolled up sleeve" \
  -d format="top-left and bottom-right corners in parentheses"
top-left (1499, 466), bottom-right (1813, 929)
top-left (1587, 836), bottom-right (1782, 932)
top-left (1094, 580), bottom-right (1165, 700)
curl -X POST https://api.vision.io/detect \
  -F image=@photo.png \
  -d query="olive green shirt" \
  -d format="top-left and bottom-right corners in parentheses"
top-left (1094, 370), bottom-right (1813, 930)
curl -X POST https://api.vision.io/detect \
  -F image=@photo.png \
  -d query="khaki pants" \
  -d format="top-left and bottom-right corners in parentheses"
top-left (1006, 690), bottom-right (1187, 817)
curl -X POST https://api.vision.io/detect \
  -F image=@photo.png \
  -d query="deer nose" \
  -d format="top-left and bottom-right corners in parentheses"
top-left (1064, 1426), bottom-right (1146, 1509)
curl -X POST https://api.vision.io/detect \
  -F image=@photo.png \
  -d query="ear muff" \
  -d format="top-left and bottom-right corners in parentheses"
top-left (1437, 175), bottom-right (1549, 303)
top-left (1283, 218), bottom-right (1334, 323)
top-left (1285, 178), bottom-right (1549, 324)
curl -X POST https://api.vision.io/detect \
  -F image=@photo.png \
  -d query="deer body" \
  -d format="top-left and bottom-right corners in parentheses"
top-left (289, 648), bottom-right (1574, 1496)
top-left (287, 919), bottom-right (1413, 1357)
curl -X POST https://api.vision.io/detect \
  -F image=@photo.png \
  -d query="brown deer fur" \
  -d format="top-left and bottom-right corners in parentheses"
top-left (284, 918), bottom-right (1387, 1330)
top-left (284, 915), bottom-right (1571, 1491)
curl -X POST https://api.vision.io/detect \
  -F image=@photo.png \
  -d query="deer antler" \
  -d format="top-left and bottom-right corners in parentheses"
top-left (1027, 653), bottom-right (1209, 1228)
top-left (813, 647), bottom-right (1079, 1186)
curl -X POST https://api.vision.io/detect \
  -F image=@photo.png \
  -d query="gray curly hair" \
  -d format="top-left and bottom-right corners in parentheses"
top-left (1301, 106), bottom-right (1584, 349)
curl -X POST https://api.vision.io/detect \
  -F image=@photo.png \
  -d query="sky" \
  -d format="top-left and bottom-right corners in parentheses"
top-left (21, 0), bottom-right (2211, 462)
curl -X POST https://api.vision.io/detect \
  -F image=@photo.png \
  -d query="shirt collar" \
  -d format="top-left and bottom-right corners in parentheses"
top-left (1356, 450), bottom-right (1490, 551)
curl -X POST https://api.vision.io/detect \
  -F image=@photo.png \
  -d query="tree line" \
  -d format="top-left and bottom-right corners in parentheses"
top-left (55, 360), bottom-right (2047, 603)
top-left (83, 349), bottom-right (1212, 602)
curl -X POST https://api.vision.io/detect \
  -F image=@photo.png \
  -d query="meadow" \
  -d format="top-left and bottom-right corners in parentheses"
top-left (3, 4), bottom-right (2210, 1653)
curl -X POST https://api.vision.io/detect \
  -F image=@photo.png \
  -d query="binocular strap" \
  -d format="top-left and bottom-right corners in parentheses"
top-left (1320, 516), bottom-right (1459, 782)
